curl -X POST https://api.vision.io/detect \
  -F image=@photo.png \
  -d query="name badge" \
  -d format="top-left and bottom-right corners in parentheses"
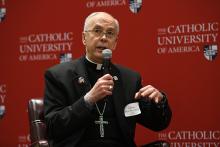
top-left (124, 102), bottom-right (141, 117)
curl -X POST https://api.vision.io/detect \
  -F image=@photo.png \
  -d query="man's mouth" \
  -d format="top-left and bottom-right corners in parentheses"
top-left (96, 46), bottom-right (107, 51)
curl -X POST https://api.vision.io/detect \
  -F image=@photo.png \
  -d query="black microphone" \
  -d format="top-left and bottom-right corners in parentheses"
top-left (102, 49), bottom-right (112, 75)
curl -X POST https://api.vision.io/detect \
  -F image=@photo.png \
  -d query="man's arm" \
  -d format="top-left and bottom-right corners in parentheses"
top-left (44, 70), bottom-right (94, 141)
top-left (135, 76), bottom-right (172, 131)
top-left (138, 94), bottom-right (172, 131)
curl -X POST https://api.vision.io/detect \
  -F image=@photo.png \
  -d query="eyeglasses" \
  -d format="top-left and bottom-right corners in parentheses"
top-left (85, 28), bottom-right (116, 39)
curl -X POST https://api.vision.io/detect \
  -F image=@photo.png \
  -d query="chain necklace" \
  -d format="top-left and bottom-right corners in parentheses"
top-left (94, 101), bottom-right (109, 137)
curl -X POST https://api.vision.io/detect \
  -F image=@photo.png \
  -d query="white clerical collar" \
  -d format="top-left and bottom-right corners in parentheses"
top-left (85, 56), bottom-right (103, 70)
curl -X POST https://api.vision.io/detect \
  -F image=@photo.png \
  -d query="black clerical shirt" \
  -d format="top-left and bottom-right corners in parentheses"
top-left (78, 57), bottom-right (126, 147)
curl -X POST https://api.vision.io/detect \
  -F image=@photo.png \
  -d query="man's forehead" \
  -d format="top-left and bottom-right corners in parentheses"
top-left (88, 14), bottom-right (116, 29)
top-left (90, 13), bottom-right (114, 22)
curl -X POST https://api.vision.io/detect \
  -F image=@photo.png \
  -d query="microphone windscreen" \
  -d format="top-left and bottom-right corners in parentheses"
top-left (102, 49), bottom-right (112, 59)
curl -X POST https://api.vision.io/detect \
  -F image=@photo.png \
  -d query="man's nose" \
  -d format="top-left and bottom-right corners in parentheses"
top-left (100, 33), bottom-right (108, 41)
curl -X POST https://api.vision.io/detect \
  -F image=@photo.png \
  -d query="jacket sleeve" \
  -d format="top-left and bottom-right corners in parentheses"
top-left (136, 75), bottom-right (172, 131)
top-left (44, 69), bottom-right (94, 141)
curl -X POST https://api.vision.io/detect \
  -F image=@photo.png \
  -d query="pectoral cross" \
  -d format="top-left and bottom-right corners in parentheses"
top-left (94, 115), bottom-right (109, 137)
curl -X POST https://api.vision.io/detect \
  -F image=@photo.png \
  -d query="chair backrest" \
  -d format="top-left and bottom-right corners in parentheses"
top-left (28, 99), bottom-right (49, 147)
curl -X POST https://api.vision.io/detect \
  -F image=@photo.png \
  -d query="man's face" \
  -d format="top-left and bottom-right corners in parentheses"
top-left (82, 14), bottom-right (118, 63)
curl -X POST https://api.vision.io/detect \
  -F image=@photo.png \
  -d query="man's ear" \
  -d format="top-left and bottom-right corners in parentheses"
top-left (82, 32), bottom-right (86, 45)
top-left (112, 36), bottom-right (118, 50)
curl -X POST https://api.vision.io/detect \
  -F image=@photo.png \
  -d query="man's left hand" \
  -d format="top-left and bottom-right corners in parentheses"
top-left (134, 85), bottom-right (163, 103)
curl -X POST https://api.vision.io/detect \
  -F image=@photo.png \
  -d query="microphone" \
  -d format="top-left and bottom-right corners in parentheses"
top-left (102, 49), bottom-right (112, 75)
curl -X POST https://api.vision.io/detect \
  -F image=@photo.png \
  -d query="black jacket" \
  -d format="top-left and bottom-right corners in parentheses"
top-left (44, 56), bottom-right (172, 147)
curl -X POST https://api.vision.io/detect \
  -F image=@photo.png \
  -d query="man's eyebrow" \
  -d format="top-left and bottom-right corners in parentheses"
top-left (93, 25), bottom-right (102, 29)
top-left (93, 24), bottom-right (115, 30)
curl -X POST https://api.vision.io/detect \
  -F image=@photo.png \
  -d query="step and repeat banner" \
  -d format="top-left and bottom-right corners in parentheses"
top-left (0, 0), bottom-right (220, 146)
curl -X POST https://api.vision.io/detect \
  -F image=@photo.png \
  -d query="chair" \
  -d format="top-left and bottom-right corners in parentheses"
top-left (28, 99), bottom-right (49, 147)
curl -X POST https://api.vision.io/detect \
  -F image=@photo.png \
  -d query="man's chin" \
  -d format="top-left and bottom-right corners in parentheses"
top-left (95, 50), bottom-right (103, 56)
top-left (92, 54), bottom-right (103, 63)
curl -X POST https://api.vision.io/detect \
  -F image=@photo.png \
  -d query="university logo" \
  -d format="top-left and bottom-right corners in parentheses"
top-left (0, 105), bottom-right (5, 119)
top-left (0, 0), bottom-right (6, 22)
top-left (60, 53), bottom-right (72, 63)
top-left (203, 45), bottom-right (218, 61)
top-left (0, 7), bottom-right (6, 22)
top-left (129, 0), bottom-right (142, 14)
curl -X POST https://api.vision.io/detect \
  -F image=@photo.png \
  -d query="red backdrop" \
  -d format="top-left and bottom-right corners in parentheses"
top-left (0, 0), bottom-right (220, 146)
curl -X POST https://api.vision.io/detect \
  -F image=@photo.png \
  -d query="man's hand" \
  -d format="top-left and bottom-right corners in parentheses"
top-left (84, 74), bottom-right (114, 104)
top-left (134, 85), bottom-right (163, 103)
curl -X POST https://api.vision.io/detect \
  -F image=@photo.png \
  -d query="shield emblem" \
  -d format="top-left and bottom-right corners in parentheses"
top-left (129, 0), bottom-right (142, 14)
top-left (0, 105), bottom-right (6, 119)
top-left (60, 53), bottom-right (72, 63)
top-left (0, 7), bottom-right (6, 22)
top-left (203, 45), bottom-right (218, 61)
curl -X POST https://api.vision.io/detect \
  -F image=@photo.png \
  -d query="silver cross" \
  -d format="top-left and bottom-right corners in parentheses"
top-left (94, 115), bottom-right (109, 137)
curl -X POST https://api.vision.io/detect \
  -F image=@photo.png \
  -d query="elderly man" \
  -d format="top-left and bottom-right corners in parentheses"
top-left (44, 12), bottom-right (172, 147)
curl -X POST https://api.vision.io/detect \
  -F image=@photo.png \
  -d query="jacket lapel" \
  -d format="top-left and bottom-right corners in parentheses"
top-left (72, 57), bottom-right (91, 97)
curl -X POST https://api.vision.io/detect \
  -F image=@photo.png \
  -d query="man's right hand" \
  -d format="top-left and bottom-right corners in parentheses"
top-left (84, 74), bottom-right (114, 104)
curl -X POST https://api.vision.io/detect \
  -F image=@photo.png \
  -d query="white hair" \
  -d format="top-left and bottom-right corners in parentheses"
top-left (83, 12), bottom-right (120, 34)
